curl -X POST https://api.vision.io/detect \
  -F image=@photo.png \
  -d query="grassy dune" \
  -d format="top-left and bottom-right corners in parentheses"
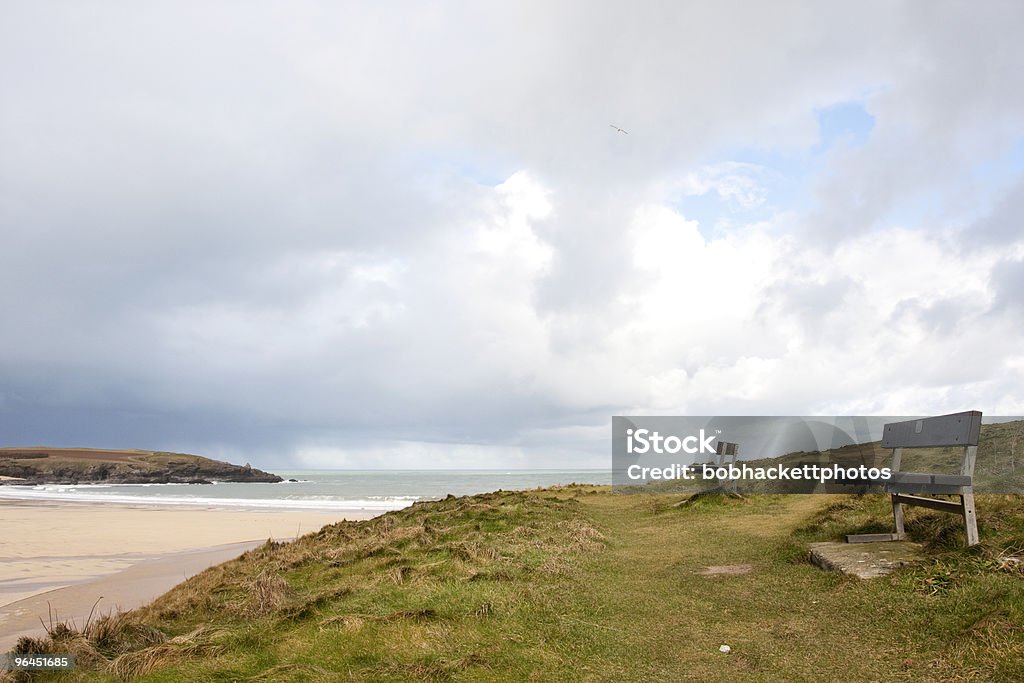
top-left (7, 487), bottom-right (1024, 682)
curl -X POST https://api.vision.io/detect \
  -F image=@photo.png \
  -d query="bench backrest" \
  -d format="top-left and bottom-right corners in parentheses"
top-left (715, 441), bottom-right (738, 457)
top-left (881, 411), bottom-right (982, 449)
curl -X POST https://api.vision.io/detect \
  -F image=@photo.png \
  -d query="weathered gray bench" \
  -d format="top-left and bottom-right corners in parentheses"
top-left (715, 440), bottom-right (739, 466)
top-left (714, 440), bottom-right (739, 492)
top-left (848, 411), bottom-right (981, 547)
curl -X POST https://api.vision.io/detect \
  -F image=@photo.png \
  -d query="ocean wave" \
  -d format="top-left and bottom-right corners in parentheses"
top-left (0, 487), bottom-right (419, 512)
top-left (33, 482), bottom-right (198, 490)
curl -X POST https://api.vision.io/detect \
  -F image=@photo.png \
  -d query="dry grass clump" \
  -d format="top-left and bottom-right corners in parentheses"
top-left (537, 554), bottom-right (577, 577)
top-left (280, 547), bottom-right (325, 569)
top-left (445, 540), bottom-right (500, 562)
top-left (467, 568), bottom-right (516, 582)
top-left (370, 653), bottom-right (488, 680)
top-left (386, 564), bottom-right (414, 585)
top-left (317, 607), bottom-right (439, 632)
top-left (11, 635), bottom-right (49, 655)
top-left (108, 626), bottom-right (226, 681)
top-left (83, 611), bottom-right (166, 658)
top-left (318, 614), bottom-right (366, 631)
top-left (14, 606), bottom-right (162, 660)
top-left (450, 502), bottom-right (500, 515)
top-left (319, 522), bottom-right (430, 568)
top-left (6, 606), bottom-right (183, 681)
top-left (240, 539), bottom-right (287, 560)
top-left (558, 519), bottom-right (606, 551)
top-left (236, 571), bottom-right (293, 618)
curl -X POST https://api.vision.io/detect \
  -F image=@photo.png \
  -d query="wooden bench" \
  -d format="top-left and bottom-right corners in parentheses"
top-left (715, 440), bottom-right (739, 465)
top-left (847, 411), bottom-right (982, 547)
top-left (714, 440), bottom-right (739, 492)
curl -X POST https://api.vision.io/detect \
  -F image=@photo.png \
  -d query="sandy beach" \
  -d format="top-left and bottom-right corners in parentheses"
top-left (0, 500), bottom-right (373, 650)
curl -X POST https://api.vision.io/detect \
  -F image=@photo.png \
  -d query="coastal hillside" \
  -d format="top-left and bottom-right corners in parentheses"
top-left (9, 487), bottom-right (1024, 681)
top-left (0, 448), bottom-right (281, 485)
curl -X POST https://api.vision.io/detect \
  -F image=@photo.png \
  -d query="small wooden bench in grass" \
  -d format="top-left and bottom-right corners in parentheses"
top-left (715, 441), bottom-right (739, 493)
top-left (675, 440), bottom-right (742, 507)
top-left (848, 411), bottom-right (982, 547)
top-left (713, 440), bottom-right (739, 466)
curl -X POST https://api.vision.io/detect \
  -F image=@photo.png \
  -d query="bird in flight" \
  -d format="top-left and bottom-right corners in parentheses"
top-left (609, 124), bottom-right (629, 135)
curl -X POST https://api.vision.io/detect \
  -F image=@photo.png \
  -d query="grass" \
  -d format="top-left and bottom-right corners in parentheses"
top-left (5, 488), bottom-right (1024, 682)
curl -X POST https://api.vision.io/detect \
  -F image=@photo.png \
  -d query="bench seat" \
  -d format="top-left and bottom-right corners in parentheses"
top-left (885, 472), bottom-right (972, 495)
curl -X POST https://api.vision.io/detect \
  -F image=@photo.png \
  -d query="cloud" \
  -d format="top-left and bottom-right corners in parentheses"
top-left (991, 256), bottom-right (1024, 314)
top-left (674, 162), bottom-right (773, 210)
top-left (968, 178), bottom-right (1024, 248)
top-left (1, 2), bottom-right (1024, 468)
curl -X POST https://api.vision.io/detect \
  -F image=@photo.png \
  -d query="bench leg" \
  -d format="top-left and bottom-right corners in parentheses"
top-left (891, 494), bottom-right (906, 538)
top-left (961, 492), bottom-right (979, 546)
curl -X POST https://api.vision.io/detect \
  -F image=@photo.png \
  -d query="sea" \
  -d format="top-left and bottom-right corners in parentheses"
top-left (0, 470), bottom-right (611, 513)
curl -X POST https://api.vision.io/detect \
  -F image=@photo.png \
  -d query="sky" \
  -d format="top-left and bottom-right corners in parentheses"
top-left (2, 1), bottom-right (1024, 470)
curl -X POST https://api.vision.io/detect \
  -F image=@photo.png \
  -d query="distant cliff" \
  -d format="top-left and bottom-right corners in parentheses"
top-left (0, 448), bottom-right (282, 485)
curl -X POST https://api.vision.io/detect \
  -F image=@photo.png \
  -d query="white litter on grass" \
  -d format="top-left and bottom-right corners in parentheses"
top-left (719, 645), bottom-right (731, 654)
